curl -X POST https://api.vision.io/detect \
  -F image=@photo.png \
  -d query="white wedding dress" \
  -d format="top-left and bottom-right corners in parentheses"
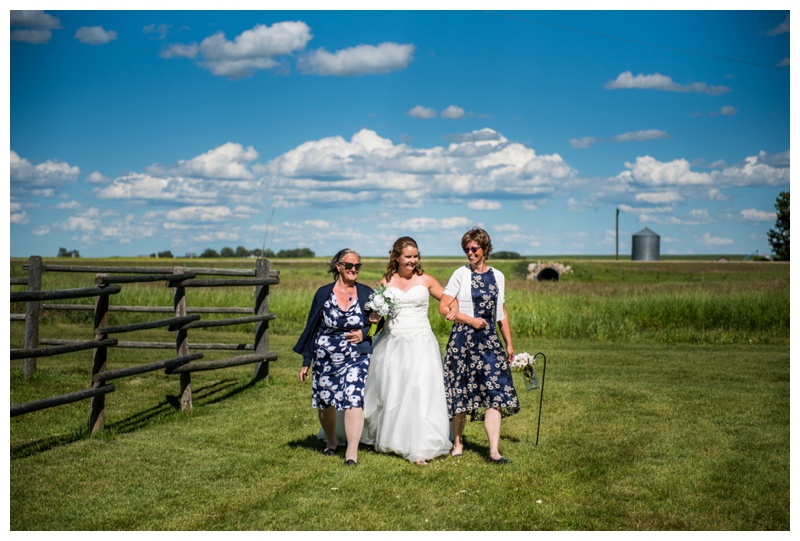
top-left (361, 285), bottom-right (453, 462)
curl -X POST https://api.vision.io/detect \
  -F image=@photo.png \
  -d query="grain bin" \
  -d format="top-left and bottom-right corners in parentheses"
top-left (632, 227), bottom-right (660, 261)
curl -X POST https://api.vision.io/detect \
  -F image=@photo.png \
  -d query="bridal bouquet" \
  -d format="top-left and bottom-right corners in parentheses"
top-left (365, 284), bottom-right (397, 337)
top-left (510, 351), bottom-right (539, 391)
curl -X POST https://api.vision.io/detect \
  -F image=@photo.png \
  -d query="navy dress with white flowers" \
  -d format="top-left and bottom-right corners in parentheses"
top-left (443, 269), bottom-right (520, 421)
top-left (311, 291), bottom-right (370, 410)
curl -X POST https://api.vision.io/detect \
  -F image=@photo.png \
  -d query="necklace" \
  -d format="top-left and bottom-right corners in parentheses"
top-left (337, 280), bottom-right (354, 301)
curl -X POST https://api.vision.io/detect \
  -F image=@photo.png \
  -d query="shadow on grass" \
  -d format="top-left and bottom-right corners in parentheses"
top-left (11, 376), bottom-right (264, 460)
top-left (287, 434), bottom-right (325, 453)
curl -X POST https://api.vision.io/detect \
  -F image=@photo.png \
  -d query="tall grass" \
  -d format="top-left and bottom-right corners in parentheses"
top-left (9, 257), bottom-right (790, 530)
top-left (11, 257), bottom-right (789, 345)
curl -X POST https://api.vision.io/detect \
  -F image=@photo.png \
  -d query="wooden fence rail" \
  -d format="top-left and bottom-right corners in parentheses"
top-left (10, 256), bottom-right (280, 432)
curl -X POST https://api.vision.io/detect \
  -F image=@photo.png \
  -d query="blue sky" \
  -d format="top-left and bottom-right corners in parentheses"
top-left (7, 6), bottom-right (792, 258)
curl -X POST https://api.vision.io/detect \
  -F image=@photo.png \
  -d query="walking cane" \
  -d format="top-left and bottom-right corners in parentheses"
top-left (534, 352), bottom-right (547, 446)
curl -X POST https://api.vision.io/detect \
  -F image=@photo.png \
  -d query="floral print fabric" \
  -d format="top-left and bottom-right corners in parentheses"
top-left (311, 291), bottom-right (370, 410)
top-left (443, 268), bottom-right (520, 421)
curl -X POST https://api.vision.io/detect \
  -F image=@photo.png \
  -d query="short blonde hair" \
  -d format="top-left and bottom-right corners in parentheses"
top-left (461, 227), bottom-right (493, 259)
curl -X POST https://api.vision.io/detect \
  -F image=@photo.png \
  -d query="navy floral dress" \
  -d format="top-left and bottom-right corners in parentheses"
top-left (311, 291), bottom-right (371, 410)
top-left (443, 269), bottom-right (520, 421)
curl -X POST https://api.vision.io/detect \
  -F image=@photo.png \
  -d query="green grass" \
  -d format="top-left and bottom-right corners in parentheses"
top-left (10, 340), bottom-right (789, 530)
top-left (9, 257), bottom-right (790, 530)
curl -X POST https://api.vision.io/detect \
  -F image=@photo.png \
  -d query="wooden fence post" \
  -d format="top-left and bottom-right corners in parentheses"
top-left (254, 259), bottom-right (270, 381)
top-left (23, 255), bottom-right (42, 379)
top-left (89, 273), bottom-right (109, 433)
top-left (174, 266), bottom-right (192, 413)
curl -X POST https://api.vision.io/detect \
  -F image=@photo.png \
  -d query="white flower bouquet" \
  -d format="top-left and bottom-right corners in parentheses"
top-left (511, 351), bottom-right (539, 391)
top-left (364, 284), bottom-right (397, 337)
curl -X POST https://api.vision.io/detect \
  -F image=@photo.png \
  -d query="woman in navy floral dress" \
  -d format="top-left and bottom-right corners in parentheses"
top-left (294, 249), bottom-right (379, 466)
top-left (439, 228), bottom-right (519, 463)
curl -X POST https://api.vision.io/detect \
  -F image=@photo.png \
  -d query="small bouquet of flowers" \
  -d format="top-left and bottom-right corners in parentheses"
top-left (365, 284), bottom-right (398, 337)
top-left (510, 351), bottom-right (540, 391)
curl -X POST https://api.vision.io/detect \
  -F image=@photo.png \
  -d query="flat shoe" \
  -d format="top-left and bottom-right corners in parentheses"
top-left (450, 450), bottom-right (462, 457)
top-left (345, 459), bottom-right (358, 467)
top-left (322, 447), bottom-right (338, 456)
top-left (489, 456), bottom-right (511, 464)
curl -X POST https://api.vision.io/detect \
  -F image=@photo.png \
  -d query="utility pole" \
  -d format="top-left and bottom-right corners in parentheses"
top-left (616, 208), bottom-right (620, 261)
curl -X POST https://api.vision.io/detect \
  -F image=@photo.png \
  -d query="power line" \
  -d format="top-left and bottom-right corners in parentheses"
top-left (482, 11), bottom-right (789, 72)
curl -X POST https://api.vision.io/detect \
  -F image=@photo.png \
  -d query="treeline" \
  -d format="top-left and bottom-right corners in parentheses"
top-left (150, 247), bottom-right (315, 259)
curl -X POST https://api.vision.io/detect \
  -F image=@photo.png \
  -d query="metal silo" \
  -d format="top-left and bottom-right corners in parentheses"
top-left (631, 227), bottom-right (660, 261)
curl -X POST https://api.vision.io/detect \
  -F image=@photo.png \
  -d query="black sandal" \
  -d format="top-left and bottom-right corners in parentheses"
top-left (322, 447), bottom-right (338, 456)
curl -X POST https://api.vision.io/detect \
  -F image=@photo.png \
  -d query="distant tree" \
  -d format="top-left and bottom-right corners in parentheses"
top-left (158, 250), bottom-right (174, 258)
top-left (220, 246), bottom-right (235, 258)
top-left (57, 247), bottom-right (80, 258)
top-left (200, 248), bottom-right (220, 258)
top-left (492, 251), bottom-right (522, 259)
top-left (767, 191), bottom-right (789, 261)
top-left (235, 245), bottom-right (251, 258)
top-left (277, 247), bottom-right (315, 258)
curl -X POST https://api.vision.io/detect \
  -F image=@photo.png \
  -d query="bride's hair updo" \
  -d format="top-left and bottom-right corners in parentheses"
top-left (384, 236), bottom-right (424, 282)
top-left (328, 248), bottom-right (360, 279)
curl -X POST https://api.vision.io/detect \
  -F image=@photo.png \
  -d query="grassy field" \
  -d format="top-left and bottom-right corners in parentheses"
top-left (8, 256), bottom-right (790, 530)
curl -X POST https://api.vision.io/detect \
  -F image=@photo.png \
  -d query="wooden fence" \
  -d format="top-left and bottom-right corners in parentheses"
top-left (10, 256), bottom-right (279, 432)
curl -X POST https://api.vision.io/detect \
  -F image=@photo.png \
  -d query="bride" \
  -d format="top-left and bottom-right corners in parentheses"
top-left (361, 236), bottom-right (455, 465)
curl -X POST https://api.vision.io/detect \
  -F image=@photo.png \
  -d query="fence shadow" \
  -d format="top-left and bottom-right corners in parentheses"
top-left (11, 376), bottom-right (265, 460)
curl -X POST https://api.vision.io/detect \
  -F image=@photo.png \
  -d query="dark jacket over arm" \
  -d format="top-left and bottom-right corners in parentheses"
top-left (292, 282), bottom-right (378, 367)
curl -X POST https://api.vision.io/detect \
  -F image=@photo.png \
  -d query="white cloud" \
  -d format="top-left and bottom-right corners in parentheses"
top-left (468, 199), bottom-right (502, 210)
top-left (698, 233), bottom-right (734, 246)
top-left (62, 214), bottom-right (100, 232)
top-left (165, 206), bottom-right (233, 223)
top-left (613, 129), bottom-right (669, 142)
top-left (87, 171), bottom-right (110, 184)
top-left (171, 142), bottom-right (258, 180)
top-left (766, 14), bottom-right (789, 36)
top-left (160, 43), bottom-right (199, 59)
top-left (387, 216), bottom-right (472, 232)
top-left (54, 201), bottom-right (81, 210)
top-left (10, 10), bottom-right (61, 43)
top-left (620, 156), bottom-right (711, 187)
top-left (708, 188), bottom-right (729, 201)
top-left (407, 105), bottom-right (437, 119)
top-left (720, 106), bottom-right (738, 116)
top-left (32, 225), bottom-right (50, 236)
top-left (634, 191), bottom-right (682, 204)
top-left (441, 105), bottom-right (465, 120)
top-left (11, 212), bottom-right (30, 224)
top-left (164, 22), bottom-right (313, 79)
top-left (298, 42), bottom-right (414, 76)
top-left (262, 128), bottom-right (576, 208)
top-left (143, 23), bottom-right (172, 40)
top-left (616, 152), bottom-right (790, 194)
top-left (570, 136), bottom-right (600, 149)
top-left (10, 151), bottom-right (80, 192)
top-left (522, 201), bottom-right (540, 211)
top-left (75, 26), bottom-right (118, 45)
top-left (740, 209), bottom-right (776, 222)
top-left (713, 152), bottom-right (790, 187)
top-left (605, 71), bottom-right (731, 95)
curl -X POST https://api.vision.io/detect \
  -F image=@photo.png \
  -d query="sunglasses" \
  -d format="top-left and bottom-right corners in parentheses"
top-left (463, 246), bottom-right (482, 254)
top-left (339, 262), bottom-right (362, 271)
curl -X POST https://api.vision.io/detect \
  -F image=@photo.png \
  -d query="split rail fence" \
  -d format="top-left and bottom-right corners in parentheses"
top-left (10, 256), bottom-right (279, 432)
